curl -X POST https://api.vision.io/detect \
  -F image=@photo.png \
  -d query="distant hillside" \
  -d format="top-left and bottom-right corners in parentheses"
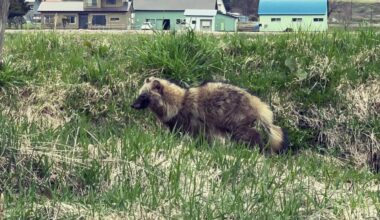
top-left (330, 1), bottom-right (380, 24)
top-left (223, 0), bottom-right (259, 20)
top-left (224, 0), bottom-right (380, 23)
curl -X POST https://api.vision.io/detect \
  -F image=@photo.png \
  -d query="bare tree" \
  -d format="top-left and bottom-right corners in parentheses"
top-left (337, 2), bottom-right (352, 30)
top-left (328, 0), bottom-right (338, 17)
top-left (0, 0), bottom-right (10, 67)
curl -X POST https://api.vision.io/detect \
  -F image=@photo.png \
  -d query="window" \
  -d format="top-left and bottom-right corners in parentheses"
top-left (201, 20), bottom-right (211, 28)
top-left (192, 20), bottom-right (196, 24)
top-left (44, 15), bottom-right (54, 24)
top-left (33, 15), bottom-right (41, 22)
top-left (86, 0), bottom-right (97, 7)
top-left (64, 15), bottom-right (76, 24)
top-left (106, 0), bottom-right (116, 4)
top-left (176, 19), bottom-right (186, 25)
top-left (110, 17), bottom-right (120, 22)
top-left (313, 18), bottom-right (323, 22)
top-left (292, 18), bottom-right (302, 22)
top-left (271, 18), bottom-right (281, 22)
top-left (92, 15), bottom-right (106, 26)
top-left (146, 19), bottom-right (156, 26)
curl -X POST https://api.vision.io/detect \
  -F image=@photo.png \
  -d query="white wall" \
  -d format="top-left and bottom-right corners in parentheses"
top-left (185, 16), bottom-right (215, 32)
top-left (259, 15), bottom-right (328, 32)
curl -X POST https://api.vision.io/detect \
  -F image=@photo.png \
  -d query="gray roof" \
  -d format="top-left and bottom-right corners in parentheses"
top-left (84, 4), bottom-right (130, 12)
top-left (38, 2), bottom-right (83, 12)
top-left (184, 9), bottom-right (217, 16)
top-left (133, 0), bottom-right (216, 11)
top-left (38, 1), bottom-right (130, 12)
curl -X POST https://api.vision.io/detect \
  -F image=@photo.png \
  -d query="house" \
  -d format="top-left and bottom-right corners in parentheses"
top-left (38, 0), bottom-right (132, 29)
top-left (258, 0), bottom-right (328, 32)
top-left (185, 10), bottom-right (218, 32)
top-left (132, 0), bottom-right (237, 32)
top-left (184, 9), bottom-right (237, 32)
top-left (214, 13), bottom-right (237, 32)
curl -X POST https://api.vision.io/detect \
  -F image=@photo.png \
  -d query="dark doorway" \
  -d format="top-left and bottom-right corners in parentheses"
top-left (79, 14), bottom-right (88, 29)
top-left (163, 19), bottom-right (170, 30)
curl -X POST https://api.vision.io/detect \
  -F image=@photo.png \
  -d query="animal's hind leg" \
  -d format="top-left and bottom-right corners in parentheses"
top-left (206, 129), bottom-right (227, 146)
top-left (231, 127), bottom-right (263, 149)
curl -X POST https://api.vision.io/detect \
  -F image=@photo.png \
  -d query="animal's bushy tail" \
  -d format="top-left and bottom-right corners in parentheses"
top-left (267, 125), bottom-right (288, 153)
top-left (256, 101), bottom-right (289, 153)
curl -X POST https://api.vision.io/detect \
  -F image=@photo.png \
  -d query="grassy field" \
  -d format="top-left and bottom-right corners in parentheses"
top-left (341, 0), bottom-right (378, 3)
top-left (0, 30), bottom-right (379, 219)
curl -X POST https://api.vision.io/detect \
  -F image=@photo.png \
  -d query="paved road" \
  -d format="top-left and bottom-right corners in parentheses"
top-left (5, 26), bottom-right (379, 35)
top-left (4, 29), bottom-right (270, 35)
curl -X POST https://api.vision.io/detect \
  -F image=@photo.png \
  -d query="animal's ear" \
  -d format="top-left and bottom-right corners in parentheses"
top-left (145, 77), bottom-right (153, 83)
top-left (152, 80), bottom-right (163, 94)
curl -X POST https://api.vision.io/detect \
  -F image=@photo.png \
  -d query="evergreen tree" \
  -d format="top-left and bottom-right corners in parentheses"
top-left (8, 0), bottom-right (28, 18)
top-left (223, 0), bottom-right (232, 11)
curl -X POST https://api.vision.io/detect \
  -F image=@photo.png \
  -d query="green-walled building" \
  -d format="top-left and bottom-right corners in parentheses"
top-left (132, 0), bottom-right (237, 32)
top-left (258, 0), bottom-right (328, 32)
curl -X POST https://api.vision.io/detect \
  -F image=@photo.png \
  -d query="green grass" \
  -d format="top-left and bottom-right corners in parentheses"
top-left (0, 30), bottom-right (379, 219)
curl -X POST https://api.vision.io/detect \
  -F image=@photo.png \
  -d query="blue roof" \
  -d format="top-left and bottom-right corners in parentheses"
top-left (258, 0), bottom-right (327, 15)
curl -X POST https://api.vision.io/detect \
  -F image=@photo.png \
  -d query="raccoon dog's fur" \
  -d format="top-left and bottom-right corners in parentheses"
top-left (132, 77), bottom-right (288, 153)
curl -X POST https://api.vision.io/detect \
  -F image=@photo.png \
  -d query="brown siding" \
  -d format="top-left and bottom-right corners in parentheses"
top-left (88, 13), bottom-right (129, 29)
top-left (41, 13), bottom-right (79, 29)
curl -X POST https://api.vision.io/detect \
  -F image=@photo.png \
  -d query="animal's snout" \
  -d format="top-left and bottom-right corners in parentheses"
top-left (131, 102), bottom-right (142, 109)
top-left (131, 93), bottom-right (150, 110)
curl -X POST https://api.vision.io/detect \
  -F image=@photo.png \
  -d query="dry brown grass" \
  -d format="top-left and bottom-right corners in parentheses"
top-left (0, 83), bottom-right (69, 129)
top-left (272, 76), bottom-right (380, 166)
top-left (14, 143), bottom-right (380, 219)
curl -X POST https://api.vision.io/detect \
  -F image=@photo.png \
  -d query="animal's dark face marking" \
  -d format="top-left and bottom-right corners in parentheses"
top-left (131, 93), bottom-right (150, 110)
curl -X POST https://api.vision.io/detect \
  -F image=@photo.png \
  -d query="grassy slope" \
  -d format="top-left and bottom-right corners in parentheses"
top-left (0, 30), bottom-right (379, 219)
top-left (342, 0), bottom-right (378, 3)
